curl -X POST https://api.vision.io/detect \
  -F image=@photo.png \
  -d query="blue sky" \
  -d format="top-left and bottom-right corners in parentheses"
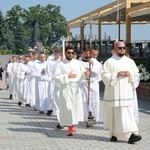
top-left (0, 0), bottom-right (150, 41)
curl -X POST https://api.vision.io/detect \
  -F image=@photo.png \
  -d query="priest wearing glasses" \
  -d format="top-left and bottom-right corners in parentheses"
top-left (102, 41), bottom-right (142, 144)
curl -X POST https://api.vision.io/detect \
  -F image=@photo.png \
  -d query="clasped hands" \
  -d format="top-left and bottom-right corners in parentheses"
top-left (117, 71), bottom-right (130, 77)
top-left (68, 71), bottom-right (76, 78)
top-left (41, 68), bottom-right (46, 74)
top-left (68, 70), bottom-right (91, 78)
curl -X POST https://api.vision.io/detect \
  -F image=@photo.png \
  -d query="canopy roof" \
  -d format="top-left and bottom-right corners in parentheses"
top-left (67, 0), bottom-right (150, 28)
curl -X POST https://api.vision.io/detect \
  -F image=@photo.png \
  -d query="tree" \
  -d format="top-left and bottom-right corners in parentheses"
top-left (0, 10), bottom-right (15, 51)
top-left (5, 5), bottom-right (30, 52)
top-left (6, 5), bottom-right (24, 31)
top-left (45, 5), bottom-right (67, 46)
top-left (22, 4), bottom-right (67, 46)
top-left (2, 4), bottom-right (67, 53)
top-left (14, 22), bottom-right (29, 54)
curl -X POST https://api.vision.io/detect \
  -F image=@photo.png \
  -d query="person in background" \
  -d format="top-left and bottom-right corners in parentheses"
top-left (4, 58), bottom-right (12, 89)
top-left (91, 49), bottom-right (99, 59)
top-left (0, 63), bottom-right (4, 90)
top-left (22, 55), bottom-right (31, 107)
top-left (12, 56), bottom-right (20, 101)
top-left (33, 53), bottom-right (48, 114)
top-left (46, 48), bottom-right (62, 129)
top-left (27, 48), bottom-right (34, 60)
top-left (26, 51), bottom-right (39, 109)
top-left (79, 49), bottom-right (102, 124)
top-left (47, 46), bottom-right (58, 61)
top-left (73, 52), bottom-right (77, 59)
top-left (7, 56), bottom-right (17, 99)
top-left (14, 55), bottom-right (24, 106)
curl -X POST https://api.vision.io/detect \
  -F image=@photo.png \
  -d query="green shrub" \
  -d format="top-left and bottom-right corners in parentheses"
top-left (0, 49), bottom-right (13, 55)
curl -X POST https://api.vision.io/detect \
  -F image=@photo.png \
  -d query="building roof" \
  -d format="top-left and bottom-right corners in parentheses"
top-left (67, 0), bottom-right (150, 28)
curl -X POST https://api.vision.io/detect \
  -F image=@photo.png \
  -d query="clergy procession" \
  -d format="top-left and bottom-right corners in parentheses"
top-left (5, 41), bottom-right (142, 144)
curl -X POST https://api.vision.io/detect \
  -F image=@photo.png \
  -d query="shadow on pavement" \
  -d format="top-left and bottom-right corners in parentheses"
top-left (138, 99), bottom-right (150, 115)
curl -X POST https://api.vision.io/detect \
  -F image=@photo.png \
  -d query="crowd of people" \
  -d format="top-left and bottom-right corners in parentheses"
top-left (0, 41), bottom-right (142, 144)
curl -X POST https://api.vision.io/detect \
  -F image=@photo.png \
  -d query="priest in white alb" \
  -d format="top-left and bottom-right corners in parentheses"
top-left (102, 41), bottom-right (142, 144)
top-left (27, 51), bottom-right (39, 108)
top-left (22, 55), bottom-right (31, 107)
top-left (46, 48), bottom-right (61, 117)
top-left (33, 53), bottom-right (48, 113)
top-left (14, 55), bottom-right (25, 106)
top-left (79, 49), bottom-right (102, 123)
top-left (7, 56), bottom-right (18, 100)
top-left (54, 45), bottom-right (90, 136)
top-left (7, 56), bottom-right (17, 99)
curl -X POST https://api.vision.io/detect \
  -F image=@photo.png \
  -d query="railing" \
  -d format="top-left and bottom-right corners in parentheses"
top-left (66, 40), bottom-right (150, 67)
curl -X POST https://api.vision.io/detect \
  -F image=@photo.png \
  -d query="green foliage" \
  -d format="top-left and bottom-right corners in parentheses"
top-left (6, 5), bottom-right (24, 31)
top-left (1, 4), bottom-right (67, 54)
top-left (0, 10), bottom-right (15, 51)
top-left (0, 49), bottom-right (13, 55)
top-left (51, 39), bottom-right (63, 50)
top-left (44, 46), bottom-right (51, 54)
top-left (138, 63), bottom-right (150, 73)
top-left (14, 22), bottom-right (29, 54)
top-left (138, 64), bottom-right (150, 81)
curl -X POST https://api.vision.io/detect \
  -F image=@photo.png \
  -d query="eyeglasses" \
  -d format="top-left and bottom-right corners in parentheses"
top-left (67, 52), bottom-right (74, 54)
top-left (117, 47), bottom-right (126, 50)
top-left (19, 58), bottom-right (23, 59)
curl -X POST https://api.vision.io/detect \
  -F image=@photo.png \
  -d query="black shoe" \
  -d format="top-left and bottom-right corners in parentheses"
top-left (39, 111), bottom-right (44, 114)
top-left (86, 121), bottom-right (90, 127)
top-left (47, 110), bottom-right (53, 116)
top-left (18, 102), bottom-right (22, 106)
top-left (26, 104), bottom-right (31, 107)
top-left (6, 85), bottom-right (9, 89)
top-left (56, 123), bottom-right (64, 129)
top-left (9, 95), bottom-right (12, 99)
top-left (88, 115), bottom-right (95, 119)
top-left (34, 107), bottom-right (38, 111)
top-left (110, 136), bottom-right (117, 142)
top-left (128, 133), bottom-right (142, 144)
top-left (67, 134), bottom-right (73, 136)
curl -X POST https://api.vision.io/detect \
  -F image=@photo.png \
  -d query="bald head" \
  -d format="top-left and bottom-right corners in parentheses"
top-left (114, 41), bottom-right (126, 57)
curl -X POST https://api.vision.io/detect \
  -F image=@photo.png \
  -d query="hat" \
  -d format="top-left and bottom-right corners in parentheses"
top-left (27, 48), bottom-right (35, 52)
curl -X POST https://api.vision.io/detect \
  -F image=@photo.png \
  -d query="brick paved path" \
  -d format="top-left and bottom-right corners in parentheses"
top-left (0, 89), bottom-right (150, 150)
